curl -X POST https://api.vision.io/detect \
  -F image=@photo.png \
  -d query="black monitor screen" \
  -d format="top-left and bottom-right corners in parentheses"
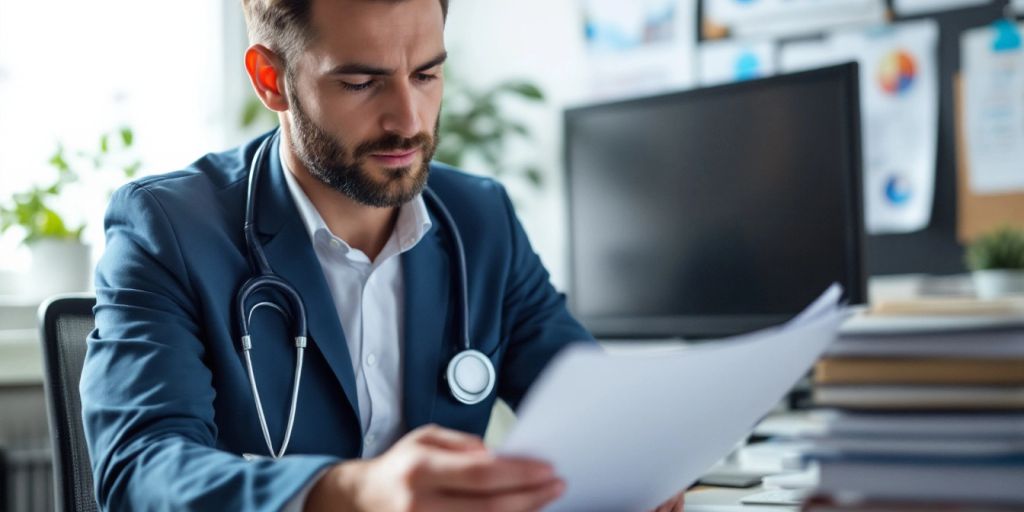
top-left (566, 63), bottom-right (865, 339)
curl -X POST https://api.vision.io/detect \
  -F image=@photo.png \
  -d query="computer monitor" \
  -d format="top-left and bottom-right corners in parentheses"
top-left (565, 63), bottom-right (865, 339)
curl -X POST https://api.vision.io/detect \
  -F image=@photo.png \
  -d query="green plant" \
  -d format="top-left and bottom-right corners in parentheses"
top-left (436, 72), bottom-right (546, 188)
top-left (241, 95), bottom-right (279, 129)
top-left (965, 226), bottom-right (1024, 271)
top-left (0, 127), bottom-right (141, 245)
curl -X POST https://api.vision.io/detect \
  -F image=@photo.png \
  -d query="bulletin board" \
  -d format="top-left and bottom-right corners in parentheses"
top-left (697, 0), bottom-right (1019, 276)
top-left (954, 74), bottom-right (1024, 241)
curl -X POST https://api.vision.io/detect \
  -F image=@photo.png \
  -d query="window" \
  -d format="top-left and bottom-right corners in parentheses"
top-left (0, 0), bottom-right (252, 272)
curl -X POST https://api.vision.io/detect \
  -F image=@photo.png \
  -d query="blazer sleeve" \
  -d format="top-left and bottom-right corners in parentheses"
top-left (80, 183), bottom-right (338, 511)
top-left (494, 186), bottom-right (596, 411)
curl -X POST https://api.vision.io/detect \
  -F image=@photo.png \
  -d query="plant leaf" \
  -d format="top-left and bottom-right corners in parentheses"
top-left (124, 161), bottom-right (142, 178)
top-left (36, 207), bottom-right (69, 238)
top-left (966, 226), bottom-right (1024, 270)
top-left (499, 81), bottom-right (544, 101)
top-left (120, 127), bottom-right (134, 147)
top-left (49, 146), bottom-right (70, 173)
top-left (506, 121), bottom-right (530, 137)
top-left (241, 97), bottom-right (267, 128)
top-left (525, 167), bottom-right (544, 187)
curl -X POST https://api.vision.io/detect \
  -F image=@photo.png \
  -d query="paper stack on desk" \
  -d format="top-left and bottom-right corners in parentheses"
top-left (803, 308), bottom-right (1024, 510)
top-left (499, 284), bottom-right (849, 511)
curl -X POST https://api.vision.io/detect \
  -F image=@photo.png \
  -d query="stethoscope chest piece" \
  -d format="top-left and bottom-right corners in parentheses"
top-left (446, 349), bottom-right (495, 405)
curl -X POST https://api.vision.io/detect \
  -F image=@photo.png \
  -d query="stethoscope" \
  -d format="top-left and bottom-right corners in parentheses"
top-left (236, 130), bottom-right (496, 459)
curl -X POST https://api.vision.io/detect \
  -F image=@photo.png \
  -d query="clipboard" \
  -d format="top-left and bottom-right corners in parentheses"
top-left (955, 77), bottom-right (1024, 243)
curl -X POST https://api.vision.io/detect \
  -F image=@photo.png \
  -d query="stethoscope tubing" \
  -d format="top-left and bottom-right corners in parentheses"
top-left (236, 129), bottom-right (494, 459)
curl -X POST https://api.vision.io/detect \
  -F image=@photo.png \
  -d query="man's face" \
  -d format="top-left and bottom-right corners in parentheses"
top-left (284, 0), bottom-right (445, 208)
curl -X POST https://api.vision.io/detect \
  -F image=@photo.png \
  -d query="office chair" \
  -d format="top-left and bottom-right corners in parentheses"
top-left (39, 295), bottom-right (98, 512)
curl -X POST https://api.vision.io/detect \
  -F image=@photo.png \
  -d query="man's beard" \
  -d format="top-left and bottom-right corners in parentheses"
top-left (287, 89), bottom-right (437, 208)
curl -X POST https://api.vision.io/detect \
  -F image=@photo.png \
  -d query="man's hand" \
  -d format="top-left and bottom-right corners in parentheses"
top-left (306, 424), bottom-right (565, 512)
top-left (650, 490), bottom-right (685, 512)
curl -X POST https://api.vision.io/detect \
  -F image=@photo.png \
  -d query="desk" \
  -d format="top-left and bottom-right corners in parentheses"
top-left (687, 486), bottom-right (796, 512)
top-left (680, 412), bottom-right (825, 511)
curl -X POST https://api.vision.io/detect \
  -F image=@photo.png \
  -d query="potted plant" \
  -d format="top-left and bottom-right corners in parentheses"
top-left (965, 226), bottom-right (1024, 299)
top-left (0, 127), bottom-right (140, 299)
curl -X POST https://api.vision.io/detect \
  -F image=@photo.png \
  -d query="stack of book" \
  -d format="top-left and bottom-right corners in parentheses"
top-left (801, 302), bottom-right (1024, 510)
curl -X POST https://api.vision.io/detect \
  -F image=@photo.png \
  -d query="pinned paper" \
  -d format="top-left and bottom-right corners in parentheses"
top-left (780, 20), bottom-right (940, 235)
top-left (580, 0), bottom-right (696, 101)
top-left (705, 0), bottom-right (886, 39)
top-left (698, 39), bottom-right (776, 86)
top-left (961, 20), bottom-right (1024, 194)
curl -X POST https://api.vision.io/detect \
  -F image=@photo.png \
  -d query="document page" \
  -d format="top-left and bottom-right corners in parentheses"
top-left (500, 285), bottom-right (847, 511)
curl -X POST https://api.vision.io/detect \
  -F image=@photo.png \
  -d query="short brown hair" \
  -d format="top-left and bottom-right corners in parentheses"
top-left (241, 0), bottom-right (449, 66)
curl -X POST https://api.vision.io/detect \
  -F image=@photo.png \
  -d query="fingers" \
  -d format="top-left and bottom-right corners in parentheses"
top-left (423, 450), bottom-right (559, 494)
top-left (436, 478), bottom-right (566, 512)
top-left (399, 424), bottom-right (564, 510)
top-left (410, 424), bottom-right (487, 452)
top-left (650, 491), bottom-right (685, 512)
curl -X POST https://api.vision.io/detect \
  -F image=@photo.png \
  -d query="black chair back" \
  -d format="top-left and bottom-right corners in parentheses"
top-left (39, 296), bottom-right (98, 512)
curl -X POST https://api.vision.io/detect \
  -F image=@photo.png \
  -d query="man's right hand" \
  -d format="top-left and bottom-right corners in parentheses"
top-left (306, 424), bottom-right (565, 512)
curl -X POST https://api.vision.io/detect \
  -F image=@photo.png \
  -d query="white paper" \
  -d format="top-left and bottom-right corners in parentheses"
top-left (780, 20), bottom-right (940, 235)
top-left (961, 22), bottom-right (1024, 194)
top-left (581, 0), bottom-right (696, 102)
top-left (500, 285), bottom-right (847, 511)
top-left (894, 0), bottom-right (990, 16)
top-left (705, 0), bottom-right (885, 39)
top-left (698, 39), bottom-right (776, 86)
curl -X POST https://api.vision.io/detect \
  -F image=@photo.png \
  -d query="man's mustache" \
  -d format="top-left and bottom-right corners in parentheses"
top-left (355, 132), bottom-right (433, 159)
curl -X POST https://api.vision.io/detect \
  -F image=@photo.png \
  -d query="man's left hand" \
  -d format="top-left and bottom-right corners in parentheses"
top-left (650, 491), bottom-right (685, 512)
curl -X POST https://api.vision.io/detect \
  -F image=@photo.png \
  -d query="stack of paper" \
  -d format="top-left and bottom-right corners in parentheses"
top-left (802, 311), bottom-right (1024, 510)
top-left (499, 284), bottom-right (849, 511)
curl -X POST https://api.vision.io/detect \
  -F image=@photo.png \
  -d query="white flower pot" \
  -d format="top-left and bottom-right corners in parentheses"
top-left (972, 269), bottom-right (1024, 299)
top-left (26, 239), bottom-right (92, 300)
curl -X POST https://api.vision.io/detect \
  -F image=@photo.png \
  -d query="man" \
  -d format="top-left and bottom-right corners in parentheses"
top-left (81, 0), bottom-right (685, 510)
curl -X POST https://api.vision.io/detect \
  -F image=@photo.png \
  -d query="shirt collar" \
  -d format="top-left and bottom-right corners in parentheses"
top-left (278, 146), bottom-right (432, 257)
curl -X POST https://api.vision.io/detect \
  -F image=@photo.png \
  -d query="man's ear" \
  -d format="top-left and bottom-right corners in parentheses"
top-left (244, 45), bottom-right (289, 112)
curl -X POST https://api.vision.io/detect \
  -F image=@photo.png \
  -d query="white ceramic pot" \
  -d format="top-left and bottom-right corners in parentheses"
top-left (26, 239), bottom-right (91, 300)
top-left (972, 269), bottom-right (1024, 299)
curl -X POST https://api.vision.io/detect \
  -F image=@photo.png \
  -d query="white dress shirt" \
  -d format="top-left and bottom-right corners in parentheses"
top-left (279, 150), bottom-right (432, 511)
top-left (281, 152), bottom-right (432, 456)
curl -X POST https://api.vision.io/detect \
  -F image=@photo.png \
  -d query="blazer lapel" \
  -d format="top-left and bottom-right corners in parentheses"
top-left (402, 221), bottom-right (452, 430)
top-left (253, 135), bottom-right (360, 423)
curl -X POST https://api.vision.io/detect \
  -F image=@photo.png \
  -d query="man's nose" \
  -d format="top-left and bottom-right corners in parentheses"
top-left (381, 80), bottom-right (422, 138)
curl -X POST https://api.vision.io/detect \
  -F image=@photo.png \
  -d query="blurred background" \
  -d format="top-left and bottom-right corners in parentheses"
top-left (3, 0), bottom-right (1024, 510)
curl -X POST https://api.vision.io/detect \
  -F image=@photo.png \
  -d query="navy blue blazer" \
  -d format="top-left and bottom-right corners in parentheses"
top-left (80, 132), bottom-right (593, 510)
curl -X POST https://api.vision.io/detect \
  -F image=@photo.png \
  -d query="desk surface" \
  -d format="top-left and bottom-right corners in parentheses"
top-left (686, 486), bottom-right (796, 512)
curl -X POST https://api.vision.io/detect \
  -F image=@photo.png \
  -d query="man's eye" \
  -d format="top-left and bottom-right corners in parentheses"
top-left (415, 73), bottom-right (438, 83)
top-left (341, 80), bottom-right (374, 91)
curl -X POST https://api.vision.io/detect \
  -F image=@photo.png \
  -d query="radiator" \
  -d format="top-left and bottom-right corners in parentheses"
top-left (1, 384), bottom-right (54, 512)
top-left (3, 447), bottom-right (53, 512)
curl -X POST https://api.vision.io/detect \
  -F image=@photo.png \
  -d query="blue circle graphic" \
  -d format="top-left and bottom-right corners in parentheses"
top-left (885, 175), bottom-right (912, 205)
